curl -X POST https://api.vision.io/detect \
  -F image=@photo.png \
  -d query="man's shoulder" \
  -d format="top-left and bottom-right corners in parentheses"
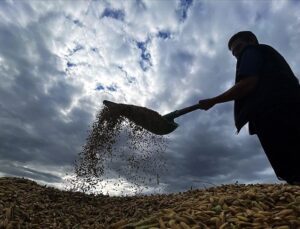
top-left (244, 44), bottom-right (275, 52)
top-left (239, 45), bottom-right (263, 61)
top-left (258, 44), bottom-right (277, 51)
top-left (241, 44), bottom-right (279, 60)
top-left (243, 44), bottom-right (267, 52)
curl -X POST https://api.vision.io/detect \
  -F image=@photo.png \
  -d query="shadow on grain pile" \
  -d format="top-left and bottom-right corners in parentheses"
top-left (0, 177), bottom-right (299, 229)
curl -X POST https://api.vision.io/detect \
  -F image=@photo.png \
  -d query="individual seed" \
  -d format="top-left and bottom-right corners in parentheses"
top-left (274, 226), bottom-right (290, 229)
top-left (236, 215), bottom-right (249, 221)
top-left (181, 214), bottom-right (198, 224)
top-left (168, 219), bottom-right (176, 226)
top-left (180, 221), bottom-right (191, 229)
top-left (136, 223), bottom-right (159, 229)
top-left (275, 209), bottom-right (294, 217)
top-left (219, 222), bottom-right (229, 229)
top-left (219, 211), bottom-right (225, 223)
top-left (209, 216), bottom-right (219, 223)
top-left (109, 219), bottom-right (128, 228)
top-left (170, 223), bottom-right (181, 229)
top-left (173, 215), bottom-right (189, 224)
top-left (5, 207), bottom-right (14, 220)
top-left (158, 218), bottom-right (167, 229)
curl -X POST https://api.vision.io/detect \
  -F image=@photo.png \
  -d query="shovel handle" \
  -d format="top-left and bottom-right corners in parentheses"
top-left (163, 104), bottom-right (201, 120)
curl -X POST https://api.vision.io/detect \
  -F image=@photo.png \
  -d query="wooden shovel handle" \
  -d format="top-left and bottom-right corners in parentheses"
top-left (163, 104), bottom-right (201, 120)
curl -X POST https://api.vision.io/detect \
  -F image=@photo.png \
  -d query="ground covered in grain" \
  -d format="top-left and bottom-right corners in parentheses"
top-left (0, 177), bottom-right (299, 229)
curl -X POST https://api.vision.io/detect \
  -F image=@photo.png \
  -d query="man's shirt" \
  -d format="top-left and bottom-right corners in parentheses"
top-left (238, 48), bottom-right (264, 77)
top-left (234, 44), bottom-right (300, 134)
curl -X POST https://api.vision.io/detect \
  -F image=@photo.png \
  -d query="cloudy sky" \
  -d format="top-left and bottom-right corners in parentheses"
top-left (1, 0), bottom-right (300, 196)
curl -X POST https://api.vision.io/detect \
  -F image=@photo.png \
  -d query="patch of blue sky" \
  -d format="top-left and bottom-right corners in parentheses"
top-left (158, 31), bottom-right (171, 40)
top-left (107, 85), bottom-right (117, 92)
top-left (136, 39), bottom-right (152, 71)
top-left (65, 15), bottom-right (83, 27)
top-left (72, 19), bottom-right (83, 27)
top-left (95, 85), bottom-right (105, 91)
top-left (137, 41), bottom-right (146, 53)
top-left (139, 60), bottom-right (151, 71)
top-left (66, 44), bottom-right (84, 61)
top-left (141, 52), bottom-right (151, 61)
top-left (95, 84), bottom-right (117, 92)
top-left (67, 62), bottom-right (76, 68)
top-left (101, 8), bottom-right (125, 21)
top-left (127, 76), bottom-right (136, 84)
top-left (117, 66), bottom-right (137, 84)
top-left (72, 44), bottom-right (84, 54)
top-left (176, 0), bottom-right (193, 22)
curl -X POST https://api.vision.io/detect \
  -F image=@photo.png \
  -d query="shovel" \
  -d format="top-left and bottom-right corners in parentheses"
top-left (103, 100), bottom-right (201, 135)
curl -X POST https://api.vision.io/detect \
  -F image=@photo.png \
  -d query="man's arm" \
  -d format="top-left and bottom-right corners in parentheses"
top-left (198, 76), bottom-right (258, 110)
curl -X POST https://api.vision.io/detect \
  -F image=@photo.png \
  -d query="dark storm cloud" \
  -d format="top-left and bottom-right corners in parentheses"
top-left (0, 13), bottom-right (90, 181)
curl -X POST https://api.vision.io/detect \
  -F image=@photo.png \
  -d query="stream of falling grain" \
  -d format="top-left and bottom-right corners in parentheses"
top-left (65, 106), bottom-right (168, 195)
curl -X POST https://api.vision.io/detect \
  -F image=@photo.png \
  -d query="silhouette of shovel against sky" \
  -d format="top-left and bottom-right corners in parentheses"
top-left (103, 100), bottom-right (201, 135)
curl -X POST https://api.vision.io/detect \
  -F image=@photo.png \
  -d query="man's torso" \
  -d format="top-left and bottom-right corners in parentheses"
top-left (234, 44), bottom-right (300, 134)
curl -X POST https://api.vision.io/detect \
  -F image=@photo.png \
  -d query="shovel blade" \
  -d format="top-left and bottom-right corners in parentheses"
top-left (103, 100), bottom-right (178, 135)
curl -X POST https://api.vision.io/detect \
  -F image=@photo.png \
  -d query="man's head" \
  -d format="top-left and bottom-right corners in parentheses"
top-left (228, 31), bottom-right (259, 58)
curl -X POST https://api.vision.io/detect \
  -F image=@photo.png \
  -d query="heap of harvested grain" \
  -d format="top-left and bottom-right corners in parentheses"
top-left (114, 183), bottom-right (300, 228)
top-left (65, 105), bottom-right (168, 195)
top-left (0, 177), bottom-right (299, 228)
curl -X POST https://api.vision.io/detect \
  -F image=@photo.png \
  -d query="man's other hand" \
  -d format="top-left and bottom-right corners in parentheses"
top-left (198, 98), bottom-right (216, 110)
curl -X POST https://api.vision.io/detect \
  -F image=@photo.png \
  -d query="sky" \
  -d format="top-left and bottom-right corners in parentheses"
top-left (1, 0), bottom-right (300, 196)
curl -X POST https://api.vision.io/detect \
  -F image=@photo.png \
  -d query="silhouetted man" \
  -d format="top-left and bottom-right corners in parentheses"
top-left (198, 31), bottom-right (300, 185)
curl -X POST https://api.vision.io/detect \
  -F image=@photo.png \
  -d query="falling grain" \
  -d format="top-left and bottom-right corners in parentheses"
top-left (65, 105), bottom-right (168, 195)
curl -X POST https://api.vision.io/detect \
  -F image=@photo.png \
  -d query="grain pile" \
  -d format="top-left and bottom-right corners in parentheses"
top-left (65, 106), bottom-right (168, 195)
top-left (0, 177), bottom-right (299, 229)
top-left (118, 184), bottom-right (300, 229)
